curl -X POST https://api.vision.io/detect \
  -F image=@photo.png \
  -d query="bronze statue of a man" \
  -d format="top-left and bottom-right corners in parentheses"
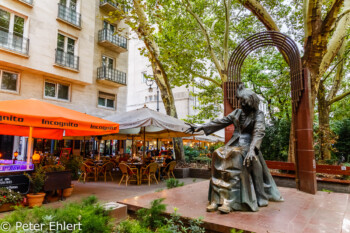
top-left (186, 85), bottom-right (283, 213)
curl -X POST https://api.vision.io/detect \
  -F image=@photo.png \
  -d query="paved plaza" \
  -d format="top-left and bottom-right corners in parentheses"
top-left (120, 180), bottom-right (350, 233)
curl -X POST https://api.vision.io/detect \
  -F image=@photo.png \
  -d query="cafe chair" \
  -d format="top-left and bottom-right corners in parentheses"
top-left (97, 162), bottom-right (114, 182)
top-left (140, 163), bottom-right (159, 186)
top-left (78, 163), bottom-right (96, 183)
top-left (162, 161), bottom-right (176, 180)
top-left (118, 163), bottom-right (139, 186)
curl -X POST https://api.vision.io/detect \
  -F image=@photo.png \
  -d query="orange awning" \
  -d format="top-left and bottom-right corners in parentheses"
top-left (0, 99), bottom-right (119, 139)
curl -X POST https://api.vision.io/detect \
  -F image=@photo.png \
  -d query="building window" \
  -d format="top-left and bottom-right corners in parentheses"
top-left (145, 96), bottom-right (148, 102)
top-left (44, 80), bottom-right (70, 101)
top-left (0, 9), bottom-right (29, 55)
top-left (0, 70), bottom-right (19, 93)
top-left (98, 91), bottom-right (115, 109)
top-left (149, 95), bottom-right (153, 101)
top-left (141, 72), bottom-right (147, 83)
top-left (102, 55), bottom-right (114, 68)
top-left (103, 21), bottom-right (115, 32)
top-left (55, 33), bottom-right (79, 69)
top-left (57, 33), bottom-right (75, 55)
top-left (60, 0), bottom-right (77, 11)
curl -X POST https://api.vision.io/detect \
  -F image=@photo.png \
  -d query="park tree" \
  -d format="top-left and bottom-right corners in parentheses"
top-left (238, 0), bottom-right (350, 160)
top-left (107, 0), bottom-right (185, 161)
top-left (316, 39), bottom-right (350, 160)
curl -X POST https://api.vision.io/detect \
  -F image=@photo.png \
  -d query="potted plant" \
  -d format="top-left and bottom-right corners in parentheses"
top-left (0, 188), bottom-right (24, 212)
top-left (25, 166), bottom-right (46, 207)
top-left (62, 183), bottom-right (74, 197)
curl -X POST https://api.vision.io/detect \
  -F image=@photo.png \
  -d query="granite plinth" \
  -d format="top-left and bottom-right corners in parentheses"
top-left (119, 180), bottom-right (350, 233)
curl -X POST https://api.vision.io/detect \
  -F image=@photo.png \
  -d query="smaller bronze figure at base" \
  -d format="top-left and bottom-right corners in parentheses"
top-left (186, 85), bottom-right (283, 213)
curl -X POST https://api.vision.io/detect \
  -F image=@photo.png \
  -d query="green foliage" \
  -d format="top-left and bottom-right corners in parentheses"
top-left (41, 154), bottom-right (58, 166)
top-left (136, 198), bottom-right (166, 230)
top-left (24, 166), bottom-right (46, 194)
top-left (117, 200), bottom-right (205, 233)
top-left (0, 196), bottom-right (113, 233)
top-left (184, 146), bottom-right (200, 162)
top-left (117, 219), bottom-right (153, 233)
top-left (166, 178), bottom-right (184, 189)
top-left (230, 229), bottom-right (244, 233)
top-left (209, 143), bottom-right (224, 153)
top-left (60, 154), bottom-right (83, 180)
top-left (333, 118), bottom-right (350, 160)
top-left (0, 188), bottom-right (23, 206)
top-left (261, 119), bottom-right (291, 161)
top-left (42, 164), bottom-right (65, 173)
top-left (321, 189), bottom-right (333, 193)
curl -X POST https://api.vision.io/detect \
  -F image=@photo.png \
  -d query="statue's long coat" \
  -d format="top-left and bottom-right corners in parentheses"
top-left (201, 109), bottom-right (283, 211)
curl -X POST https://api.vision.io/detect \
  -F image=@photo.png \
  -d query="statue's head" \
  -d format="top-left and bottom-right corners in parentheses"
top-left (236, 84), bottom-right (260, 112)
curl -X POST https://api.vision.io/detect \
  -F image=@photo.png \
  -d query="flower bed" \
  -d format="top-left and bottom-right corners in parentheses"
top-left (0, 188), bottom-right (24, 212)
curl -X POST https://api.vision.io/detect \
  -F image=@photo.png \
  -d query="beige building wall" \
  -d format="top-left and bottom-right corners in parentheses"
top-left (0, 0), bottom-right (128, 118)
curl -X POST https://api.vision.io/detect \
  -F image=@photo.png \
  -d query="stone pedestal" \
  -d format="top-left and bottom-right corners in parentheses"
top-left (102, 202), bottom-right (127, 223)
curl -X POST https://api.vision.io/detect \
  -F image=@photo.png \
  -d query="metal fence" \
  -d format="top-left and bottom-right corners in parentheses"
top-left (55, 49), bottom-right (79, 70)
top-left (97, 66), bottom-right (126, 85)
top-left (0, 30), bottom-right (29, 55)
top-left (57, 3), bottom-right (81, 28)
top-left (98, 28), bottom-right (127, 49)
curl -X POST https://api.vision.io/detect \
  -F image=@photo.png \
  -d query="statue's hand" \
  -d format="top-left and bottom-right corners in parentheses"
top-left (243, 149), bottom-right (257, 167)
top-left (185, 123), bottom-right (203, 134)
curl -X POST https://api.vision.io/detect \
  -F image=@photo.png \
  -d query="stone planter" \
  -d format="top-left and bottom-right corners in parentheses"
top-left (0, 203), bottom-right (14, 212)
top-left (27, 193), bottom-right (46, 207)
top-left (174, 168), bottom-right (190, 178)
top-left (44, 171), bottom-right (71, 192)
top-left (189, 168), bottom-right (211, 179)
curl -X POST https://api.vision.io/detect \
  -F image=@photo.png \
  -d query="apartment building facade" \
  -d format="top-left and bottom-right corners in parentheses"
top-left (0, 0), bottom-right (129, 159)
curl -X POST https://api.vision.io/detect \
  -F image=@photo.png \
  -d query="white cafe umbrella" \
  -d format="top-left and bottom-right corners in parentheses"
top-left (103, 106), bottom-right (201, 156)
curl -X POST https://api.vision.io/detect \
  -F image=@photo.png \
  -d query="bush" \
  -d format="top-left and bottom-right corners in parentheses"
top-left (0, 196), bottom-right (113, 233)
top-left (166, 178), bottom-right (184, 189)
top-left (0, 188), bottom-right (23, 206)
top-left (184, 146), bottom-right (200, 162)
top-left (116, 198), bottom-right (205, 233)
top-left (261, 119), bottom-right (291, 161)
top-left (60, 154), bottom-right (83, 180)
top-left (136, 198), bottom-right (166, 230)
top-left (209, 142), bottom-right (224, 153)
top-left (333, 118), bottom-right (350, 161)
top-left (42, 164), bottom-right (65, 173)
top-left (25, 166), bottom-right (46, 194)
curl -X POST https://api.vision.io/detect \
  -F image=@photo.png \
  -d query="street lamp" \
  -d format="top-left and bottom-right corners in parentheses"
top-left (145, 77), bottom-right (159, 112)
top-left (145, 76), bottom-right (160, 153)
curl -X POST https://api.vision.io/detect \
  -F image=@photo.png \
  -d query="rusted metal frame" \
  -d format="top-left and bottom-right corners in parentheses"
top-left (227, 33), bottom-right (303, 111)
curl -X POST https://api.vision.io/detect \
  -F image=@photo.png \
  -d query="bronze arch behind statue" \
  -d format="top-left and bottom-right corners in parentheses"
top-left (225, 31), bottom-right (316, 194)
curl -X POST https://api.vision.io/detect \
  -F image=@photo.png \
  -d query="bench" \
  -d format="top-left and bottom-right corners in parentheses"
top-left (266, 161), bottom-right (350, 184)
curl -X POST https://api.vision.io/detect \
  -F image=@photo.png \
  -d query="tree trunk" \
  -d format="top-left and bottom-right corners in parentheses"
top-left (317, 82), bottom-right (332, 160)
top-left (151, 63), bottom-right (185, 161)
top-left (131, 0), bottom-right (185, 161)
top-left (287, 119), bottom-right (295, 163)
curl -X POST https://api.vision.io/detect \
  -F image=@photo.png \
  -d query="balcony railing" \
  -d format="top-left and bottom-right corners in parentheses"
top-left (0, 30), bottom-right (29, 55)
top-left (97, 66), bottom-right (126, 85)
top-left (100, 0), bottom-right (118, 8)
top-left (57, 3), bottom-right (81, 28)
top-left (55, 49), bottom-right (79, 70)
top-left (98, 28), bottom-right (127, 49)
top-left (99, 0), bottom-right (127, 12)
top-left (19, 0), bottom-right (33, 6)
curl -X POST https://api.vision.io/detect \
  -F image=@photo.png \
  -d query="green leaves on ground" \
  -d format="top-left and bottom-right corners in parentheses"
top-left (0, 196), bottom-right (113, 233)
